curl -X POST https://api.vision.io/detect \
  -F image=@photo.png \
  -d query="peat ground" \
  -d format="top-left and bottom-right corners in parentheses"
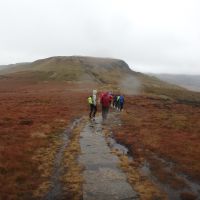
top-left (113, 95), bottom-right (200, 200)
top-left (0, 79), bottom-right (94, 199)
top-left (0, 78), bottom-right (200, 200)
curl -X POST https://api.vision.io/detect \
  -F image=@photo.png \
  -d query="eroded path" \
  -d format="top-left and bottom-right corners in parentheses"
top-left (79, 116), bottom-right (139, 200)
top-left (43, 118), bottom-right (81, 200)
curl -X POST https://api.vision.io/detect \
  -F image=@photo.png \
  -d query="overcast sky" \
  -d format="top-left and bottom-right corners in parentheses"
top-left (0, 0), bottom-right (200, 74)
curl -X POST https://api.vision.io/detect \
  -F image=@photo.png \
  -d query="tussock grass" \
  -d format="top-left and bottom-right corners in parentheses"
top-left (103, 118), bottom-right (168, 200)
top-left (119, 155), bottom-right (168, 200)
top-left (32, 133), bottom-right (63, 198)
top-left (112, 95), bottom-right (200, 199)
top-left (0, 82), bottom-right (89, 199)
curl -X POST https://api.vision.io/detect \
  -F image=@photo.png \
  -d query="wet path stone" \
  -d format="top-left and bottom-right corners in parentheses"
top-left (79, 116), bottom-right (139, 200)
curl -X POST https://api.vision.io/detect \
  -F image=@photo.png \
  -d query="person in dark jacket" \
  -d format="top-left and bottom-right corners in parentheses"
top-left (112, 94), bottom-right (117, 108)
top-left (116, 95), bottom-right (120, 110)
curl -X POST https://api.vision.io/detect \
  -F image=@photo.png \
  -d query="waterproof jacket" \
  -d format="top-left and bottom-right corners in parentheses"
top-left (92, 90), bottom-right (97, 106)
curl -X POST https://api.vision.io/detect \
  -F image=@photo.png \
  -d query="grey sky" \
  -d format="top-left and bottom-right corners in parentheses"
top-left (0, 0), bottom-right (200, 74)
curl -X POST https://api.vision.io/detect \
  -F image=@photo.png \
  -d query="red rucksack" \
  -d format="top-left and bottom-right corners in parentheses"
top-left (101, 93), bottom-right (111, 107)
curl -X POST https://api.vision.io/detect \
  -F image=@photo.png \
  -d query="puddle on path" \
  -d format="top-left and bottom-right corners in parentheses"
top-left (108, 130), bottom-right (200, 200)
top-left (107, 136), bottom-right (132, 160)
top-left (140, 155), bottom-right (200, 200)
top-left (44, 118), bottom-right (81, 200)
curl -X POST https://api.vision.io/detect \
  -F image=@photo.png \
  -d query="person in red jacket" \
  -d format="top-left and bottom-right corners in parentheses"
top-left (100, 92), bottom-right (112, 121)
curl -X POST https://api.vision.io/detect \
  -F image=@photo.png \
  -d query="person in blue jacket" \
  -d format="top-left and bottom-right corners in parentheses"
top-left (119, 95), bottom-right (125, 111)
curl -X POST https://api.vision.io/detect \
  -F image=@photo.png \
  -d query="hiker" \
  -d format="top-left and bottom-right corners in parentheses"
top-left (100, 92), bottom-right (112, 121)
top-left (116, 95), bottom-right (121, 110)
top-left (88, 90), bottom-right (97, 121)
top-left (108, 91), bottom-right (113, 105)
top-left (119, 95), bottom-right (125, 111)
top-left (112, 94), bottom-right (117, 108)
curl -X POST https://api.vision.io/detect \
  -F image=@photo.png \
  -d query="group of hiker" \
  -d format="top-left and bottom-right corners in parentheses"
top-left (88, 90), bottom-right (125, 121)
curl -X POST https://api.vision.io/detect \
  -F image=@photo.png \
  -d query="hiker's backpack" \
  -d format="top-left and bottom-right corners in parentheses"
top-left (101, 94), bottom-right (111, 107)
top-left (87, 96), bottom-right (93, 105)
top-left (119, 96), bottom-right (124, 103)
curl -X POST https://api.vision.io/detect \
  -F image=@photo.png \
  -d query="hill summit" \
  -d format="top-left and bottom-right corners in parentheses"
top-left (0, 56), bottom-right (131, 84)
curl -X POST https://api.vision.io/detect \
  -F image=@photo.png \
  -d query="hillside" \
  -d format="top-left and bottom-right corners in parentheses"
top-left (0, 56), bottom-right (130, 83)
top-left (0, 65), bottom-right (6, 70)
top-left (151, 73), bottom-right (200, 92)
top-left (0, 56), bottom-right (183, 89)
top-left (1, 56), bottom-right (200, 102)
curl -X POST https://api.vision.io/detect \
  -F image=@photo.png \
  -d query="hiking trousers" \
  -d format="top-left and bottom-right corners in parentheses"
top-left (89, 104), bottom-right (97, 119)
top-left (120, 102), bottom-right (124, 111)
top-left (102, 106), bottom-right (109, 120)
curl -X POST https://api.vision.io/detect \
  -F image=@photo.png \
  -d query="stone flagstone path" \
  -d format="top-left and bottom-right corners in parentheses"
top-left (79, 116), bottom-right (139, 200)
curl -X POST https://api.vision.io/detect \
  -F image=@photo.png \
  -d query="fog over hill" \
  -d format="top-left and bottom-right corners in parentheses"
top-left (151, 74), bottom-right (200, 92)
top-left (0, 65), bottom-right (6, 70)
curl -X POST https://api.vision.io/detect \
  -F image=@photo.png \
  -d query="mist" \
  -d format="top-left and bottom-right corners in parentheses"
top-left (119, 75), bottom-right (141, 95)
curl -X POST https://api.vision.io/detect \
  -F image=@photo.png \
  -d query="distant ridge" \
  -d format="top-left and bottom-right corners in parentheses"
top-left (151, 73), bottom-right (200, 92)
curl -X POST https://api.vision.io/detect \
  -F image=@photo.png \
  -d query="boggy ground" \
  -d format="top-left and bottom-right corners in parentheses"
top-left (0, 78), bottom-right (96, 200)
top-left (1, 76), bottom-right (200, 200)
top-left (113, 95), bottom-right (200, 199)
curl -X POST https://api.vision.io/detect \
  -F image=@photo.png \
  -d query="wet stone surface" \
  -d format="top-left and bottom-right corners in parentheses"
top-left (79, 116), bottom-right (139, 200)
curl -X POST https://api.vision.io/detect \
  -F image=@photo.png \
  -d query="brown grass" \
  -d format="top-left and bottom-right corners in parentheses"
top-left (61, 119), bottom-right (86, 200)
top-left (32, 129), bottom-right (63, 198)
top-left (120, 155), bottom-right (168, 200)
top-left (104, 123), bottom-right (168, 200)
top-left (0, 80), bottom-right (92, 199)
top-left (113, 95), bottom-right (200, 195)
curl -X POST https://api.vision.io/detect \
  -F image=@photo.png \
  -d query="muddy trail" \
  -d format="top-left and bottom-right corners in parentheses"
top-left (43, 111), bottom-right (200, 200)
top-left (43, 118), bottom-right (81, 200)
